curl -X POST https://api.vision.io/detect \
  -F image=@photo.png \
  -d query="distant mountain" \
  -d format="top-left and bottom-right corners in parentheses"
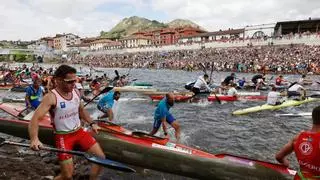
top-left (100, 16), bottom-right (204, 39)
top-left (100, 16), bottom-right (167, 39)
top-left (167, 19), bottom-right (203, 29)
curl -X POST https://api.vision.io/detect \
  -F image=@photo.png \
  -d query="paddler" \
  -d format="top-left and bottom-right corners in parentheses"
top-left (25, 76), bottom-right (44, 109)
top-left (276, 106), bottom-right (320, 180)
top-left (29, 65), bottom-right (105, 180)
top-left (191, 74), bottom-right (212, 94)
top-left (298, 74), bottom-right (313, 85)
top-left (223, 73), bottom-right (236, 85)
top-left (97, 90), bottom-right (121, 121)
top-left (237, 77), bottom-right (246, 89)
top-left (287, 82), bottom-right (306, 100)
top-left (90, 79), bottom-right (101, 96)
top-left (252, 73), bottom-right (266, 91)
top-left (267, 86), bottom-right (285, 105)
top-left (227, 83), bottom-right (239, 97)
top-left (150, 93), bottom-right (181, 142)
top-left (275, 75), bottom-right (288, 86)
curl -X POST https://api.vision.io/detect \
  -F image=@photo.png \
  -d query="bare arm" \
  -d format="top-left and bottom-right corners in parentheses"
top-left (275, 135), bottom-right (298, 167)
top-left (25, 95), bottom-right (31, 107)
top-left (79, 102), bottom-right (101, 133)
top-left (79, 102), bottom-right (93, 124)
top-left (28, 93), bottom-right (55, 150)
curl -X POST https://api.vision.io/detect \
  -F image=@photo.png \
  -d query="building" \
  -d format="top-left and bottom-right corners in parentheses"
top-left (120, 35), bottom-right (152, 48)
top-left (133, 26), bottom-right (206, 45)
top-left (274, 18), bottom-right (320, 36)
top-left (178, 28), bottom-right (245, 43)
top-left (67, 43), bottom-right (90, 52)
top-left (244, 23), bottom-right (276, 39)
top-left (53, 33), bottom-right (81, 51)
top-left (90, 38), bottom-right (122, 50)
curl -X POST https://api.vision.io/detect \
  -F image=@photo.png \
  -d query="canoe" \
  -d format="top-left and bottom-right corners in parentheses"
top-left (0, 103), bottom-right (295, 180)
top-left (232, 98), bottom-right (320, 115)
top-left (113, 86), bottom-right (157, 93)
top-left (208, 95), bottom-right (267, 102)
top-left (276, 112), bottom-right (312, 117)
top-left (130, 82), bottom-right (153, 87)
top-left (0, 84), bottom-right (28, 92)
top-left (149, 93), bottom-right (194, 102)
top-left (2, 97), bottom-right (25, 103)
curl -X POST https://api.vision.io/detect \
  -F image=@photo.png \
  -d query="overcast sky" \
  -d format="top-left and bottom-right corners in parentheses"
top-left (1, 0), bottom-right (319, 41)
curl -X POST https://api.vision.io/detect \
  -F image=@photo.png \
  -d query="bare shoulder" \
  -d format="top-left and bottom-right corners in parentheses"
top-left (42, 91), bottom-right (56, 106)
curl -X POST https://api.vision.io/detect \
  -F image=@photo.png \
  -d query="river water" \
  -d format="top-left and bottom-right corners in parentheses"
top-left (1, 65), bottom-right (320, 179)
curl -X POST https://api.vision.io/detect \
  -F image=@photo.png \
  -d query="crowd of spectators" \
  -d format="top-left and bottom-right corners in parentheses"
top-left (70, 44), bottom-right (320, 75)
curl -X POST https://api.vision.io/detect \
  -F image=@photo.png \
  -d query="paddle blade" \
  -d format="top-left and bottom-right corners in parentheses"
top-left (84, 154), bottom-right (135, 173)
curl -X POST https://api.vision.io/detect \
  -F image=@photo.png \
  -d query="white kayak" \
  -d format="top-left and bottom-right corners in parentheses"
top-left (276, 112), bottom-right (312, 117)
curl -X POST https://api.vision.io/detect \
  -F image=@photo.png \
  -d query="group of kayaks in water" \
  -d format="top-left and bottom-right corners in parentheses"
top-left (0, 63), bottom-right (320, 179)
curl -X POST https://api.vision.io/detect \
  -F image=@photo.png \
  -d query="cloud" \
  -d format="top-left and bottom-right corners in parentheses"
top-left (0, 0), bottom-right (123, 40)
top-left (150, 0), bottom-right (320, 31)
top-left (0, 0), bottom-right (319, 40)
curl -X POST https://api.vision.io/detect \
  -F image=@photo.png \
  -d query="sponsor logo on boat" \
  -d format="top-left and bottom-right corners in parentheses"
top-left (152, 143), bottom-right (192, 154)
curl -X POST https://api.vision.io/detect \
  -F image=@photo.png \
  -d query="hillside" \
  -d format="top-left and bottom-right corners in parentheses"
top-left (100, 16), bottom-right (204, 39)
top-left (167, 19), bottom-right (202, 29)
top-left (100, 16), bottom-right (167, 39)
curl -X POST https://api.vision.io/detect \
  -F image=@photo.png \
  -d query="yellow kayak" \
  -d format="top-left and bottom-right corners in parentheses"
top-left (232, 98), bottom-right (320, 115)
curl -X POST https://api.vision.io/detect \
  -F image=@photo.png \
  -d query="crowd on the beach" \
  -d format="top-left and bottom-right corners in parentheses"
top-left (70, 44), bottom-right (320, 74)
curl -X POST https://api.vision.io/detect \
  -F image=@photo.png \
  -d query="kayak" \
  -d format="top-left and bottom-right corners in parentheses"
top-left (0, 103), bottom-right (295, 179)
top-left (208, 95), bottom-right (267, 101)
top-left (149, 93), bottom-right (194, 102)
top-left (276, 112), bottom-right (312, 117)
top-left (0, 84), bottom-right (27, 92)
top-left (2, 97), bottom-right (25, 103)
top-left (130, 82), bottom-right (153, 87)
top-left (113, 86), bottom-right (157, 93)
top-left (232, 98), bottom-right (320, 115)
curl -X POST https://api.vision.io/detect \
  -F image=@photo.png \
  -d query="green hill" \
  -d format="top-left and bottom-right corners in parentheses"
top-left (100, 16), bottom-right (204, 39)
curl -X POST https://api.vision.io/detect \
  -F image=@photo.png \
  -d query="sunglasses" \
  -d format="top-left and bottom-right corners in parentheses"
top-left (63, 79), bottom-right (77, 84)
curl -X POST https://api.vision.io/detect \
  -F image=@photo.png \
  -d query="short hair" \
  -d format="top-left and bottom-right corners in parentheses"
top-left (204, 74), bottom-right (209, 78)
top-left (54, 65), bottom-right (76, 78)
top-left (312, 106), bottom-right (320, 125)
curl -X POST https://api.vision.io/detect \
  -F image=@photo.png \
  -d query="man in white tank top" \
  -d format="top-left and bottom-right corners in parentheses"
top-left (29, 65), bottom-right (104, 180)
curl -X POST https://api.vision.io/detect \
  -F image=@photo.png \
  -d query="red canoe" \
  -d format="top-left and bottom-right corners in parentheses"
top-left (149, 94), bottom-right (194, 102)
top-left (0, 103), bottom-right (295, 179)
top-left (208, 95), bottom-right (267, 101)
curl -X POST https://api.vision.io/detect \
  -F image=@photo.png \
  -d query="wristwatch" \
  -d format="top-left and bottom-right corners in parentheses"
top-left (89, 122), bottom-right (96, 127)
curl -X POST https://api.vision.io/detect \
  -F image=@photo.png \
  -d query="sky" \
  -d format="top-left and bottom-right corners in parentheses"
top-left (0, 0), bottom-right (319, 41)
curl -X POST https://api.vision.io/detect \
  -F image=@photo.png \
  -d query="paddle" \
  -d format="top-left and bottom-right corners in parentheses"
top-left (211, 92), bottom-right (221, 104)
top-left (208, 63), bottom-right (214, 85)
top-left (84, 86), bottom-right (114, 107)
top-left (199, 63), bottom-right (207, 74)
top-left (215, 153), bottom-right (296, 176)
top-left (0, 137), bottom-right (135, 172)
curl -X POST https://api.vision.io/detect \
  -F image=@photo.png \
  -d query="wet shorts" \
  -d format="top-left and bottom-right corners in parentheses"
top-left (287, 91), bottom-right (301, 98)
top-left (97, 104), bottom-right (112, 113)
top-left (153, 114), bottom-right (176, 129)
top-left (54, 128), bottom-right (96, 162)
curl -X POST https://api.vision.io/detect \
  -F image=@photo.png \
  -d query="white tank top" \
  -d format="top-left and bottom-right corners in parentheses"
top-left (51, 89), bottom-right (81, 133)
